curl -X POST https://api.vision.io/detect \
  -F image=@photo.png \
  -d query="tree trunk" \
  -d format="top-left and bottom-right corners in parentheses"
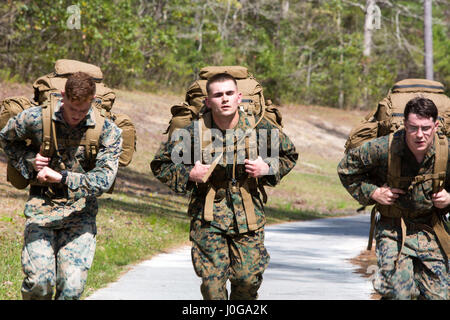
top-left (363, 0), bottom-right (376, 57)
top-left (281, 0), bottom-right (289, 19)
top-left (337, 9), bottom-right (345, 109)
top-left (424, 0), bottom-right (433, 80)
top-left (362, 0), bottom-right (379, 109)
top-left (306, 50), bottom-right (312, 89)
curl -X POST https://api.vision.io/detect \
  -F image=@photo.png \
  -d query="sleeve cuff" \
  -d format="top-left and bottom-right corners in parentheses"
top-left (65, 171), bottom-right (79, 190)
top-left (21, 152), bottom-right (37, 179)
top-left (362, 183), bottom-right (378, 206)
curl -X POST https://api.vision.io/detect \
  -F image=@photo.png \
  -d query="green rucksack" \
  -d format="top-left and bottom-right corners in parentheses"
top-left (0, 59), bottom-right (136, 190)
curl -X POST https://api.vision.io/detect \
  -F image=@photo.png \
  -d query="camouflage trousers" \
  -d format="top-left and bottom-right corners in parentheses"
top-left (190, 220), bottom-right (270, 300)
top-left (21, 221), bottom-right (97, 300)
top-left (373, 221), bottom-right (448, 300)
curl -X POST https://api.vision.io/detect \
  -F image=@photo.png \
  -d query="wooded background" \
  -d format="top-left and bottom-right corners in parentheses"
top-left (0, 0), bottom-right (448, 109)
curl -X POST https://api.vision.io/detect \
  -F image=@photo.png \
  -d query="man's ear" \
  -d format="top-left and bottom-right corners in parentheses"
top-left (435, 119), bottom-right (440, 131)
top-left (204, 97), bottom-right (211, 109)
top-left (237, 92), bottom-right (242, 104)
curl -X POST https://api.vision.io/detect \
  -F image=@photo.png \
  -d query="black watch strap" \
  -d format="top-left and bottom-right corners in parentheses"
top-left (60, 170), bottom-right (68, 184)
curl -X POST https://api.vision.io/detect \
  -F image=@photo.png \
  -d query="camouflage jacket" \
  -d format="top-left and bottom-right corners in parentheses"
top-left (151, 110), bottom-right (298, 234)
top-left (337, 129), bottom-right (450, 215)
top-left (0, 100), bottom-right (122, 227)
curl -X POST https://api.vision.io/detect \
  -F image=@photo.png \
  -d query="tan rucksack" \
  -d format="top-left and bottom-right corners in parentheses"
top-left (0, 59), bottom-right (136, 190)
top-left (33, 59), bottom-right (136, 167)
top-left (166, 66), bottom-right (283, 138)
top-left (0, 97), bottom-right (37, 189)
top-left (0, 96), bottom-right (34, 130)
top-left (166, 66), bottom-right (283, 232)
top-left (344, 78), bottom-right (450, 152)
top-left (33, 59), bottom-right (116, 111)
top-left (343, 79), bottom-right (450, 256)
top-left (33, 60), bottom-right (136, 166)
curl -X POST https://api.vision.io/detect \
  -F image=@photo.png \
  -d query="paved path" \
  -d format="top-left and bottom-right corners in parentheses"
top-left (87, 213), bottom-right (374, 300)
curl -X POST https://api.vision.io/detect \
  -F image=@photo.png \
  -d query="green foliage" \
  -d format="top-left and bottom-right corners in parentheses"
top-left (434, 23), bottom-right (450, 96)
top-left (0, 0), bottom-right (448, 109)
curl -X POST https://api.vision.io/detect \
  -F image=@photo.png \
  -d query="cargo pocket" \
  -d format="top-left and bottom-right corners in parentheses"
top-left (23, 196), bottom-right (51, 219)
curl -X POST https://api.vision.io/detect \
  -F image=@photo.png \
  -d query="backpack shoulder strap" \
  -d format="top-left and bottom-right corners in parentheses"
top-left (198, 111), bottom-right (221, 183)
top-left (383, 132), bottom-right (408, 216)
top-left (199, 111), bottom-right (219, 222)
top-left (39, 94), bottom-right (67, 171)
top-left (433, 133), bottom-right (448, 193)
top-left (387, 132), bottom-right (401, 187)
top-left (84, 106), bottom-right (105, 161)
top-left (40, 97), bottom-right (54, 157)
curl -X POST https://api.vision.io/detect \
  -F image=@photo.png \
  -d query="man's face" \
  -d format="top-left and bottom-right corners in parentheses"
top-left (205, 80), bottom-right (242, 119)
top-left (404, 113), bottom-right (439, 156)
top-left (61, 93), bottom-right (93, 128)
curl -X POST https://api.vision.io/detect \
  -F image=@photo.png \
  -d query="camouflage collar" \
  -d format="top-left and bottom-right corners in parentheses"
top-left (53, 98), bottom-right (96, 128)
top-left (423, 138), bottom-right (436, 164)
top-left (211, 110), bottom-right (250, 131)
top-left (238, 109), bottom-right (253, 130)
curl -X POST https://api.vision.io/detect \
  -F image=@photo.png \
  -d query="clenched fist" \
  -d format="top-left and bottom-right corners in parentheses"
top-left (33, 153), bottom-right (50, 172)
top-left (189, 161), bottom-right (211, 183)
top-left (432, 189), bottom-right (450, 209)
top-left (244, 156), bottom-right (270, 178)
top-left (370, 184), bottom-right (405, 205)
top-left (36, 166), bottom-right (62, 184)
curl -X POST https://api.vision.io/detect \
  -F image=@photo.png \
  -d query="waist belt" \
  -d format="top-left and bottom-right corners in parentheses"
top-left (29, 185), bottom-right (67, 199)
top-left (203, 178), bottom-right (259, 231)
top-left (379, 215), bottom-right (435, 233)
top-left (368, 208), bottom-right (450, 265)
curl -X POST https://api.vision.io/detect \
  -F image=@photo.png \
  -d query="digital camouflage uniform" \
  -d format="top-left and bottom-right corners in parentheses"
top-left (0, 100), bottom-right (122, 300)
top-left (337, 130), bottom-right (449, 300)
top-left (151, 110), bottom-right (298, 300)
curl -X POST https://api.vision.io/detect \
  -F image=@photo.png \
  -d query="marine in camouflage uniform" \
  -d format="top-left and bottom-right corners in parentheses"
top-left (337, 98), bottom-right (449, 300)
top-left (0, 73), bottom-right (122, 300)
top-left (151, 74), bottom-right (298, 300)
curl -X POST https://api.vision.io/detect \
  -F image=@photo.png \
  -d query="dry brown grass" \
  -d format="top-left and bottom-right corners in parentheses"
top-left (348, 248), bottom-right (381, 300)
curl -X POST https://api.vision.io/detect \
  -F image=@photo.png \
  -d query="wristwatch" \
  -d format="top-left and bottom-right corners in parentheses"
top-left (60, 170), bottom-right (68, 185)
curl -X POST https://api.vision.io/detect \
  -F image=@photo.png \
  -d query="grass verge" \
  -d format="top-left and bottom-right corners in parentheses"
top-left (0, 157), bottom-right (350, 300)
